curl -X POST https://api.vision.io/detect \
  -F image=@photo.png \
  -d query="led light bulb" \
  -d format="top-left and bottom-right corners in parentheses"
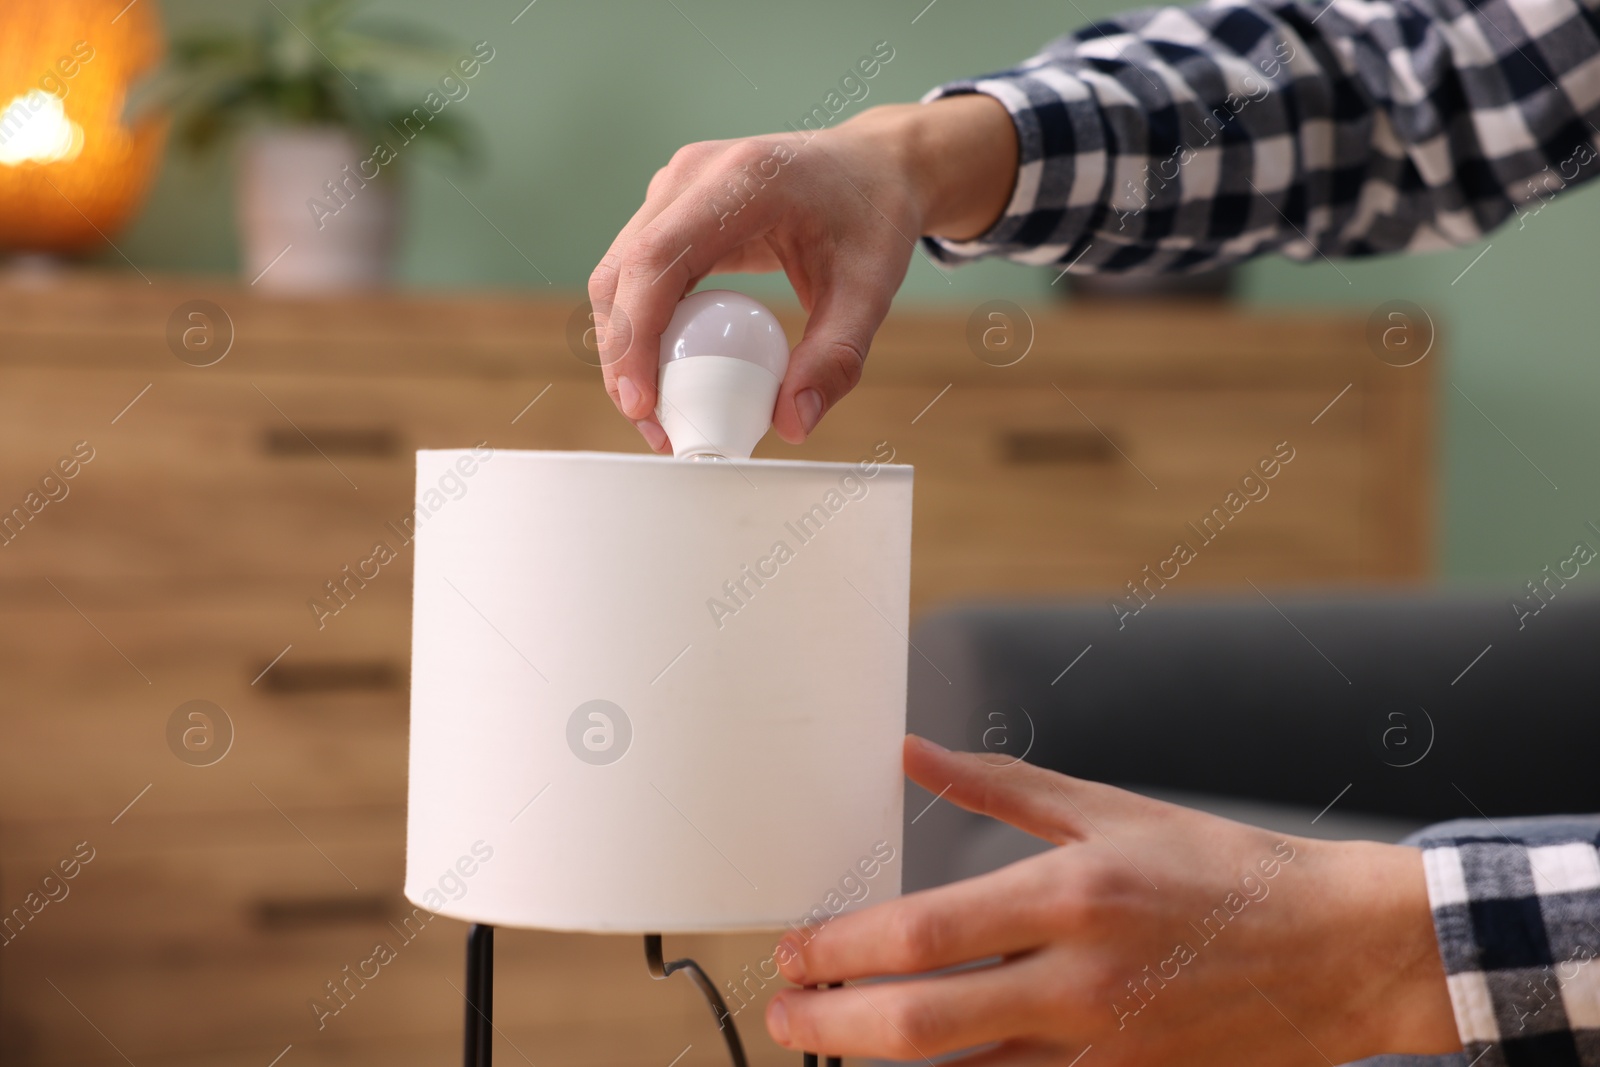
top-left (656, 290), bottom-right (790, 460)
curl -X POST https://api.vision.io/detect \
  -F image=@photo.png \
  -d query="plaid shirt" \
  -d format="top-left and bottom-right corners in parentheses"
top-left (1413, 818), bottom-right (1600, 1067)
top-left (924, 3), bottom-right (1600, 1058)
top-left (921, 0), bottom-right (1600, 272)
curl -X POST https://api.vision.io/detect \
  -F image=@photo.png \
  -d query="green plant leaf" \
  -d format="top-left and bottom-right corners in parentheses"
top-left (140, 0), bottom-right (480, 158)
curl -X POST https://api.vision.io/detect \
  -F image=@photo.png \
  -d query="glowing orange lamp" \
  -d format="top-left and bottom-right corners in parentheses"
top-left (0, 0), bottom-right (165, 254)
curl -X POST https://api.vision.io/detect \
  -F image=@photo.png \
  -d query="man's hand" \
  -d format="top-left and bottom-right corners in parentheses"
top-left (764, 736), bottom-right (1462, 1066)
top-left (586, 96), bottom-right (1017, 452)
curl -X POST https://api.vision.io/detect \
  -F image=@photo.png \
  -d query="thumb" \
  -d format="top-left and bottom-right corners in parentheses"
top-left (903, 735), bottom-right (1087, 846)
top-left (770, 270), bottom-right (893, 444)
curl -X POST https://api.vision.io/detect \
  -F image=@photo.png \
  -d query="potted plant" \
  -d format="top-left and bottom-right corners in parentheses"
top-left (136, 0), bottom-right (479, 291)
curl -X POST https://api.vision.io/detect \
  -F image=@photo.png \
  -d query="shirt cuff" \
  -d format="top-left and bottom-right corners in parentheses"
top-left (917, 74), bottom-right (1103, 268)
top-left (1417, 823), bottom-right (1600, 1067)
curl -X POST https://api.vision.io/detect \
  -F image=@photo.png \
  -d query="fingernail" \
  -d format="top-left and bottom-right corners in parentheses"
top-left (617, 375), bottom-right (643, 418)
top-left (766, 997), bottom-right (790, 1046)
top-left (796, 389), bottom-right (823, 435)
top-left (636, 418), bottom-right (667, 452)
top-left (909, 735), bottom-right (949, 754)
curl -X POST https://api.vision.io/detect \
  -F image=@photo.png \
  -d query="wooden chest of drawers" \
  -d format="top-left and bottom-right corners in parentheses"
top-left (0, 274), bottom-right (1431, 1065)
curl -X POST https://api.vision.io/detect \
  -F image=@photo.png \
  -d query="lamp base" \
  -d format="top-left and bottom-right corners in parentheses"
top-left (458, 926), bottom-right (841, 1067)
top-left (646, 934), bottom-right (748, 1067)
top-left (463, 925), bottom-right (493, 1066)
top-left (1, 252), bottom-right (68, 286)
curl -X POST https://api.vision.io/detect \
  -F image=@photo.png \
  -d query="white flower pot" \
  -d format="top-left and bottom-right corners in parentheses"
top-left (235, 126), bottom-right (399, 292)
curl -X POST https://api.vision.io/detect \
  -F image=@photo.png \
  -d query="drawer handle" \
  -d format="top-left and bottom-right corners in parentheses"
top-left (1001, 429), bottom-right (1117, 465)
top-left (256, 660), bottom-right (402, 694)
top-left (254, 894), bottom-right (393, 930)
top-left (261, 426), bottom-right (400, 458)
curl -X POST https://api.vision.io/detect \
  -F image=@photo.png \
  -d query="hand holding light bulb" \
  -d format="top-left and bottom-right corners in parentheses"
top-left (656, 290), bottom-right (790, 460)
top-left (585, 96), bottom-right (1020, 452)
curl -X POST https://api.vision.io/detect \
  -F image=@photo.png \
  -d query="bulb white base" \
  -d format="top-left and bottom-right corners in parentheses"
top-left (657, 356), bottom-right (782, 460)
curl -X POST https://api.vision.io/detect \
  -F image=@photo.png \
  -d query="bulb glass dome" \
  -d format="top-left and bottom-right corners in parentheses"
top-left (659, 290), bottom-right (789, 377)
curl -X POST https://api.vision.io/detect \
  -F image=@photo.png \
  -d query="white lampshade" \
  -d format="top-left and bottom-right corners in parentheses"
top-left (404, 448), bottom-right (914, 933)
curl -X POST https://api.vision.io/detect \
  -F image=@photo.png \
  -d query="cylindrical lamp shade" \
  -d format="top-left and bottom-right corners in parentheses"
top-left (405, 449), bottom-right (913, 933)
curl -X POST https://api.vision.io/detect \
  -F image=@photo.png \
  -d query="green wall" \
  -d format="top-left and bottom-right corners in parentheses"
top-left (121, 0), bottom-right (1600, 588)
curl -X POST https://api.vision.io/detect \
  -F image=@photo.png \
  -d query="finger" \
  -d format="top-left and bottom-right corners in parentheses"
top-left (605, 144), bottom-right (791, 420)
top-left (590, 148), bottom-right (723, 410)
top-left (775, 860), bottom-right (1055, 985)
top-left (633, 417), bottom-right (668, 453)
top-left (904, 735), bottom-right (1088, 847)
top-left (768, 959), bottom-right (1053, 1060)
top-left (590, 200), bottom-right (671, 325)
top-left (769, 258), bottom-right (897, 444)
top-left (589, 142), bottom-right (726, 317)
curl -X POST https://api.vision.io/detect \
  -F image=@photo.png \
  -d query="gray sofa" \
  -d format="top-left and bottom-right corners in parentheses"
top-left (902, 590), bottom-right (1600, 893)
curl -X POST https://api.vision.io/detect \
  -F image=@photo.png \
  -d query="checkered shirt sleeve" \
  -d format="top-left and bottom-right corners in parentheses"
top-left (920, 0), bottom-right (1600, 273)
top-left (1416, 817), bottom-right (1600, 1067)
